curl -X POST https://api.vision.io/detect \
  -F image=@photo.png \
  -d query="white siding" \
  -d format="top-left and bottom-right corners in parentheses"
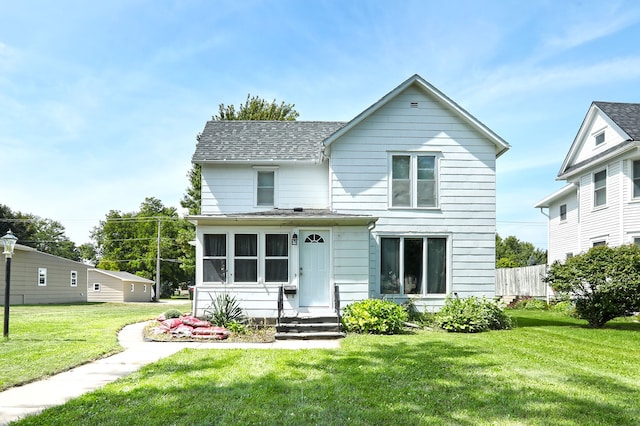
top-left (547, 189), bottom-right (579, 263)
top-left (579, 160), bottom-right (623, 249)
top-left (330, 86), bottom-right (498, 307)
top-left (573, 113), bottom-right (628, 165)
top-left (201, 163), bottom-right (328, 214)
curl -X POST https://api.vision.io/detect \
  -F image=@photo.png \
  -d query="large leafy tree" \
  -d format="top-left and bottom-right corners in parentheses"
top-left (0, 204), bottom-right (81, 261)
top-left (544, 244), bottom-right (640, 327)
top-left (91, 197), bottom-right (193, 297)
top-left (495, 234), bottom-right (547, 268)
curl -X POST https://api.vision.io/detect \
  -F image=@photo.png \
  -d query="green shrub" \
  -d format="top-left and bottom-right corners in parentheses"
top-left (164, 309), bottom-right (182, 319)
top-left (549, 300), bottom-right (575, 315)
top-left (544, 244), bottom-right (640, 327)
top-left (342, 299), bottom-right (408, 334)
top-left (435, 295), bottom-right (512, 333)
top-left (509, 296), bottom-right (548, 310)
top-left (203, 293), bottom-right (245, 327)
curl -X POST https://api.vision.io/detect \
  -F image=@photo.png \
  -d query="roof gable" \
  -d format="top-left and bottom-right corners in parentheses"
top-left (89, 268), bottom-right (155, 283)
top-left (192, 121), bottom-right (346, 163)
top-left (558, 102), bottom-right (640, 179)
top-left (323, 74), bottom-right (510, 157)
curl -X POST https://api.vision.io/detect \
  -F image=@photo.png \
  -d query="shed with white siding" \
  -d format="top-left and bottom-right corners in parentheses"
top-left (189, 74), bottom-right (510, 318)
top-left (87, 269), bottom-right (154, 303)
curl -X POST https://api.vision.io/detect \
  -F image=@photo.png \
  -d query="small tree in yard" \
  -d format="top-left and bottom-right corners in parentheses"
top-left (544, 244), bottom-right (640, 327)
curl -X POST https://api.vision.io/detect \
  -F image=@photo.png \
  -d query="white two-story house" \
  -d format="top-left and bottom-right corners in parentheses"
top-left (536, 102), bottom-right (640, 263)
top-left (189, 74), bottom-right (510, 319)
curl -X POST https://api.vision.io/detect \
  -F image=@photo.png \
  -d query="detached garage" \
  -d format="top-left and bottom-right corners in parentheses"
top-left (87, 269), bottom-right (154, 303)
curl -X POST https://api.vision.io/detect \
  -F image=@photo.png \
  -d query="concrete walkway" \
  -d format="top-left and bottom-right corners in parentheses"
top-left (0, 322), bottom-right (341, 425)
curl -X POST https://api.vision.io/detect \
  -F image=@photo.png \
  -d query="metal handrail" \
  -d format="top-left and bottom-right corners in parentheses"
top-left (277, 285), bottom-right (284, 325)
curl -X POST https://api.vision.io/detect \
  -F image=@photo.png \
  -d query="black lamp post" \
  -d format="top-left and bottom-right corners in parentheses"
top-left (2, 229), bottom-right (18, 338)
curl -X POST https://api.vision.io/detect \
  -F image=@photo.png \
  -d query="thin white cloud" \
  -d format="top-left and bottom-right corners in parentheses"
top-left (544, 4), bottom-right (640, 51)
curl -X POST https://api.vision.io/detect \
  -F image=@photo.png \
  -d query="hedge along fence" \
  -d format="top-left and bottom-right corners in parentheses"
top-left (495, 265), bottom-right (552, 300)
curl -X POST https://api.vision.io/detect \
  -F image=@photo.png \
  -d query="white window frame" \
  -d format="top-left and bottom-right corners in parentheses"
top-left (38, 268), bottom-right (47, 287)
top-left (93, 283), bottom-right (101, 292)
top-left (388, 152), bottom-right (440, 209)
top-left (130, 283), bottom-right (135, 292)
top-left (203, 231), bottom-right (291, 285)
top-left (70, 270), bottom-right (78, 287)
top-left (593, 168), bottom-right (607, 208)
top-left (595, 131), bottom-right (605, 146)
top-left (559, 204), bottom-right (567, 222)
top-left (632, 160), bottom-right (640, 200)
top-left (379, 234), bottom-right (449, 297)
top-left (143, 284), bottom-right (147, 293)
top-left (254, 167), bottom-right (278, 207)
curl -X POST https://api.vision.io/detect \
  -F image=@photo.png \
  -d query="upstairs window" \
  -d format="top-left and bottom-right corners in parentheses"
top-left (593, 169), bottom-right (607, 207)
top-left (559, 204), bottom-right (567, 221)
top-left (390, 154), bottom-right (437, 208)
top-left (256, 170), bottom-right (275, 206)
top-left (633, 160), bottom-right (640, 198)
top-left (595, 132), bottom-right (605, 146)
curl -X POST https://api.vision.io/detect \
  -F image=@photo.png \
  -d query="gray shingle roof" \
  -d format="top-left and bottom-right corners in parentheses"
top-left (192, 121), bottom-right (347, 163)
top-left (594, 101), bottom-right (640, 140)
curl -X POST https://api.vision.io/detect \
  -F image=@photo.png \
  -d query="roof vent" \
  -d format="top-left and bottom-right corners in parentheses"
top-left (293, 207), bottom-right (304, 212)
top-left (410, 101), bottom-right (419, 108)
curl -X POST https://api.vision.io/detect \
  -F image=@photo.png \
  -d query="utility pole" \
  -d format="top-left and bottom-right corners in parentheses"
top-left (155, 218), bottom-right (161, 301)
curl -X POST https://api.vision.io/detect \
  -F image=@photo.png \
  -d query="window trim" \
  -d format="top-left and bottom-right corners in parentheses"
top-left (202, 231), bottom-right (291, 285)
top-left (632, 159), bottom-right (640, 200)
top-left (595, 131), bottom-right (605, 146)
top-left (378, 234), bottom-right (449, 297)
top-left (70, 270), bottom-right (78, 287)
top-left (254, 167), bottom-right (278, 208)
top-left (559, 204), bottom-right (567, 222)
top-left (593, 168), bottom-right (607, 208)
top-left (130, 283), bottom-right (135, 293)
top-left (388, 152), bottom-right (440, 209)
top-left (203, 233), bottom-right (228, 284)
top-left (93, 283), bottom-right (101, 292)
top-left (38, 268), bottom-right (47, 287)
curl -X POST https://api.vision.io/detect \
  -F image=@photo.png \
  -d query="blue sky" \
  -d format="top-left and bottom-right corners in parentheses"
top-left (3, 0), bottom-right (640, 248)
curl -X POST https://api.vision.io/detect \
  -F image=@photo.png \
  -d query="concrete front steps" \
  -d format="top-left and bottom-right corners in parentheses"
top-left (275, 315), bottom-right (345, 340)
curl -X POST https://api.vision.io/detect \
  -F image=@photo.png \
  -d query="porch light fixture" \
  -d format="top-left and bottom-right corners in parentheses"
top-left (1, 229), bottom-right (18, 338)
top-left (291, 233), bottom-right (298, 245)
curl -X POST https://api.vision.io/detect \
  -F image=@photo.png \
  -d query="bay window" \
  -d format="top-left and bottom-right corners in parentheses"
top-left (380, 236), bottom-right (447, 295)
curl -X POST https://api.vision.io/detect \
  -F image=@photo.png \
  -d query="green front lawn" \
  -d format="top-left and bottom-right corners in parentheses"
top-left (0, 302), bottom-right (190, 391)
top-left (12, 310), bottom-right (640, 426)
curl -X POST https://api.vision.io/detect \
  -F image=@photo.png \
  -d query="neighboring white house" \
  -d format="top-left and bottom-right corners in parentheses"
top-left (87, 269), bottom-right (155, 303)
top-left (189, 74), bottom-right (510, 318)
top-left (535, 102), bottom-right (640, 263)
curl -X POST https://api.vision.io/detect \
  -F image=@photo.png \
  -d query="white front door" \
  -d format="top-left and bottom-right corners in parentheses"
top-left (299, 230), bottom-right (330, 307)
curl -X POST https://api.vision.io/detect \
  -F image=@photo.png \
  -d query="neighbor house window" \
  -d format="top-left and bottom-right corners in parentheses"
top-left (234, 234), bottom-right (258, 282)
top-left (203, 234), bottom-right (227, 283)
top-left (70, 270), bottom-right (78, 287)
top-left (144, 284), bottom-right (147, 293)
top-left (593, 169), bottom-right (607, 207)
top-left (390, 154), bottom-right (437, 208)
top-left (380, 236), bottom-right (446, 295)
top-left (265, 234), bottom-right (288, 282)
top-left (593, 240), bottom-right (606, 247)
top-left (559, 204), bottom-right (567, 221)
top-left (256, 170), bottom-right (275, 206)
top-left (38, 268), bottom-right (47, 286)
top-left (595, 132), bottom-right (605, 146)
top-left (633, 160), bottom-right (640, 198)
top-left (130, 284), bottom-right (134, 292)
top-left (93, 283), bottom-right (101, 291)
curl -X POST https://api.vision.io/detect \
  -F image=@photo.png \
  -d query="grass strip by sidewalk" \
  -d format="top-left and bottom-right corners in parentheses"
top-left (0, 302), bottom-right (189, 391)
top-left (13, 310), bottom-right (640, 426)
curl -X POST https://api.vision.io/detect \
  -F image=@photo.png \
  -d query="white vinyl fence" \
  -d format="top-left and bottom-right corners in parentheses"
top-left (495, 265), bottom-right (552, 300)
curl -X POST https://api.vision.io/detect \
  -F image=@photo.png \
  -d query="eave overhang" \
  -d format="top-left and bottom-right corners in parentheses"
top-left (187, 211), bottom-right (378, 227)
